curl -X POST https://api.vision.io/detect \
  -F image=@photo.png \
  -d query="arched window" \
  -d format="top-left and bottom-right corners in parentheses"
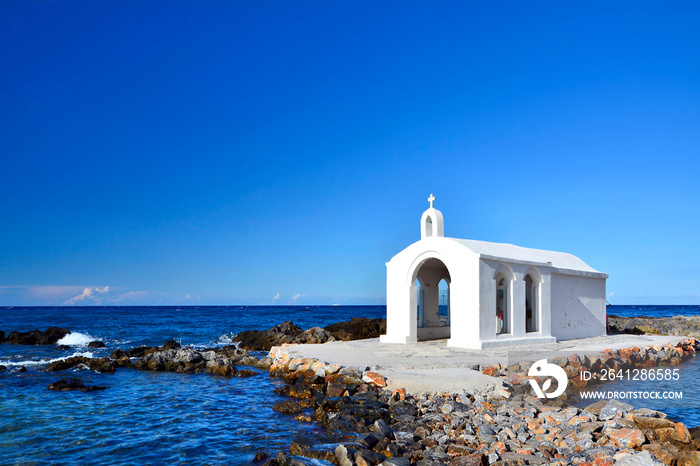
top-left (495, 271), bottom-right (511, 334)
top-left (524, 270), bottom-right (540, 333)
top-left (438, 278), bottom-right (450, 327)
top-left (424, 215), bottom-right (433, 237)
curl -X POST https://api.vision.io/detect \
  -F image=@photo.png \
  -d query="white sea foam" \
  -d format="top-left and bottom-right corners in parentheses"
top-left (56, 332), bottom-right (98, 347)
top-left (0, 351), bottom-right (94, 367)
top-left (218, 333), bottom-right (236, 345)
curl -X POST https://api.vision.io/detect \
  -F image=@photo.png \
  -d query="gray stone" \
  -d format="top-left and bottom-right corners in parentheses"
top-left (633, 407), bottom-right (666, 418)
top-left (382, 459), bottom-right (410, 466)
top-left (614, 451), bottom-right (663, 466)
top-left (600, 399), bottom-right (633, 420)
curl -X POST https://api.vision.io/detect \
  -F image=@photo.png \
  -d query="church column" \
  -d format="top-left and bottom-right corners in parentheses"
top-left (423, 283), bottom-right (440, 327)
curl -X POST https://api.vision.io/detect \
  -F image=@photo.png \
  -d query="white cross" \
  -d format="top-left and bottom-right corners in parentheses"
top-left (428, 194), bottom-right (435, 208)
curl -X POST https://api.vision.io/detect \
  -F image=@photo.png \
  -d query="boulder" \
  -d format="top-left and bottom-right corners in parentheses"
top-left (235, 322), bottom-right (304, 351)
top-left (161, 340), bottom-right (181, 350)
top-left (614, 451), bottom-right (663, 465)
top-left (325, 318), bottom-right (386, 341)
top-left (88, 341), bottom-right (106, 348)
top-left (46, 356), bottom-right (116, 373)
top-left (48, 378), bottom-right (107, 392)
top-left (273, 400), bottom-right (303, 414)
top-left (234, 321), bottom-right (338, 351)
top-left (4, 327), bottom-right (70, 345)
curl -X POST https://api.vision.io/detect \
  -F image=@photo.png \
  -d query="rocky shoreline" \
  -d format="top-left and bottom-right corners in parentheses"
top-left (608, 315), bottom-right (700, 338)
top-left (234, 318), bottom-right (386, 351)
top-left (264, 340), bottom-right (700, 466)
top-left (6, 316), bottom-right (700, 465)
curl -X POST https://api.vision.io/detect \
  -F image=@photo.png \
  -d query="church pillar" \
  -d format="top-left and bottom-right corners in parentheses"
top-left (423, 283), bottom-right (440, 327)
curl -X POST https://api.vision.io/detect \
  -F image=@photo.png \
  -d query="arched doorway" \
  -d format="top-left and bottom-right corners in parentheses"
top-left (413, 258), bottom-right (451, 341)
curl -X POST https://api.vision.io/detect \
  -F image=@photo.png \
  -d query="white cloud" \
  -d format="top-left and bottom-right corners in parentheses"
top-left (272, 292), bottom-right (280, 303)
top-left (608, 292), bottom-right (614, 297)
top-left (291, 293), bottom-right (302, 302)
top-left (114, 290), bottom-right (149, 302)
top-left (63, 286), bottom-right (111, 305)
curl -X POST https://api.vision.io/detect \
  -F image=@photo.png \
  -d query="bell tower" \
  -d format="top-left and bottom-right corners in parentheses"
top-left (420, 194), bottom-right (444, 239)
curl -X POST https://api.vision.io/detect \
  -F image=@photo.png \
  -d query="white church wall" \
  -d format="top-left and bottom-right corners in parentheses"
top-left (381, 196), bottom-right (607, 349)
top-left (550, 273), bottom-right (607, 340)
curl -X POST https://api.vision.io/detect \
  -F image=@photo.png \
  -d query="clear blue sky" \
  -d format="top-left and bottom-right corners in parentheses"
top-left (1, 1), bottom-right (699, 306)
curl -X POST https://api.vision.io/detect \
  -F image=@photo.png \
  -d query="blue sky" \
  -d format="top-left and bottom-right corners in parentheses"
top-left (1, 1), bottom-right (699, 306)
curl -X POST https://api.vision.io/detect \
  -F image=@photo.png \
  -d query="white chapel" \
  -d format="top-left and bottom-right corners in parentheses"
top-left (380, 195), bottom-right (608, 349)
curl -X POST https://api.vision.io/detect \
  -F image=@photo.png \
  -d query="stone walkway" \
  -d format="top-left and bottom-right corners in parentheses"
top-left (276, 334), bottom-right (681, 396)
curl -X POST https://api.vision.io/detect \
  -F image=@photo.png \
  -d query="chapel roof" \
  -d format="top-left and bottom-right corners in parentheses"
top-left (445, 237), bottom-right (603, 274)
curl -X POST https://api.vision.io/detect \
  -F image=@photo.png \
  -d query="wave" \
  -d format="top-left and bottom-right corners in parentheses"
top-left (56, 332), bottom-right (98, 347)
top-left (217, 333), bottom-right (237, 345)
top-left (0, 351), bottom-right (94, 367)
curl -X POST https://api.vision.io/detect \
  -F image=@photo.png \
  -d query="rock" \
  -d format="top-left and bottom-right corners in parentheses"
top-left (606, 428), bottom-right (646, 449)
top-left (48, 378), bottom-right (107, 392)
top-left (354, 450), bottom-right (387, 466)
top-left (87, 341), bottom-right (106, 348)
top-left (264, 452), bottom-right (312, 466)
top-left (656, 423), bottom-right (693, 444)
top-left (599, 399), bottom-right (633, 420)
top-left (449, 453), bottom-right (487, 466)
top-left (614, 450), bottom-right (663, 465)
top-left (324, 317), bottom-right (386, 341)
top-left (583, 400), bottom-right (608, 416)
top-left (0, 330), bottom-right (4, 343)
top-left (235, 322), bottom-right (337, 351)
top-left (273, 400), bottom-right (303, 414)
top-left (235, 322), bottom-right (303, 350)
top-left (608, 315), bottom-right (700, 338)
top-left (362, 372), bottom-right (387, 388)
top-left (46, 356), bottom-right (116, 373)
top-left (161, 340), bottom-right (181, 350)
top-left (634, 416), bottom-right (676, 430)
top-left (18, 366), bottom-right (27, 372)
top-left (57, 345), bottom-right (71, 350)
top-left (0, 365), bottom-right (6, 372)
top-left (127, 346), bottom-right (158, 358)
top-left (299, 327), bottom-right (335, 345)
top-left (4, 327), bottom-right (70, 345)
top-left (678, 451), bottom-right (700, 466)
top-left (254, 451), bottom-right (270, 462)
top-left (289, 438), bottom-right (337, 463)
top-left (499, 452), bottom-right (548, 464)
top-left (642, 443), bottom-right (679, 465)
top-left (382, 458), bottom-right (410, 466)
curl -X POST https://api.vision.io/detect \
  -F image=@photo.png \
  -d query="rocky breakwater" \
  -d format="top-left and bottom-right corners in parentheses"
top-left (45, 340), bottom-right (271, 377)
top-left (0, 327), bottom-right (70, 345)
top-left (234, 318), bottom-right (387, 351)
top-left (609, 315), bottom-right (700, 338)
top-left (480, 338), bottom-right (700, 391)
top-left (263, 345), bottom-right (700, 466)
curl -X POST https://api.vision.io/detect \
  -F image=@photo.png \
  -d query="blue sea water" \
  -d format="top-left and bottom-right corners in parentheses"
top-left (0, 305), bottom-right (385, 466)
top-left (1, 304), bottom-right (699, 464)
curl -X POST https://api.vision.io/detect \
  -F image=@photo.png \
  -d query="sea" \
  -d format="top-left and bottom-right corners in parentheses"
top-left (1, 304), bottom-right (699, 465)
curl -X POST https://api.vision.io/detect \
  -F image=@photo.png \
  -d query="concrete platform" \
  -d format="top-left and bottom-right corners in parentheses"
top-left (278, 334), bottom-right (682, 396)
